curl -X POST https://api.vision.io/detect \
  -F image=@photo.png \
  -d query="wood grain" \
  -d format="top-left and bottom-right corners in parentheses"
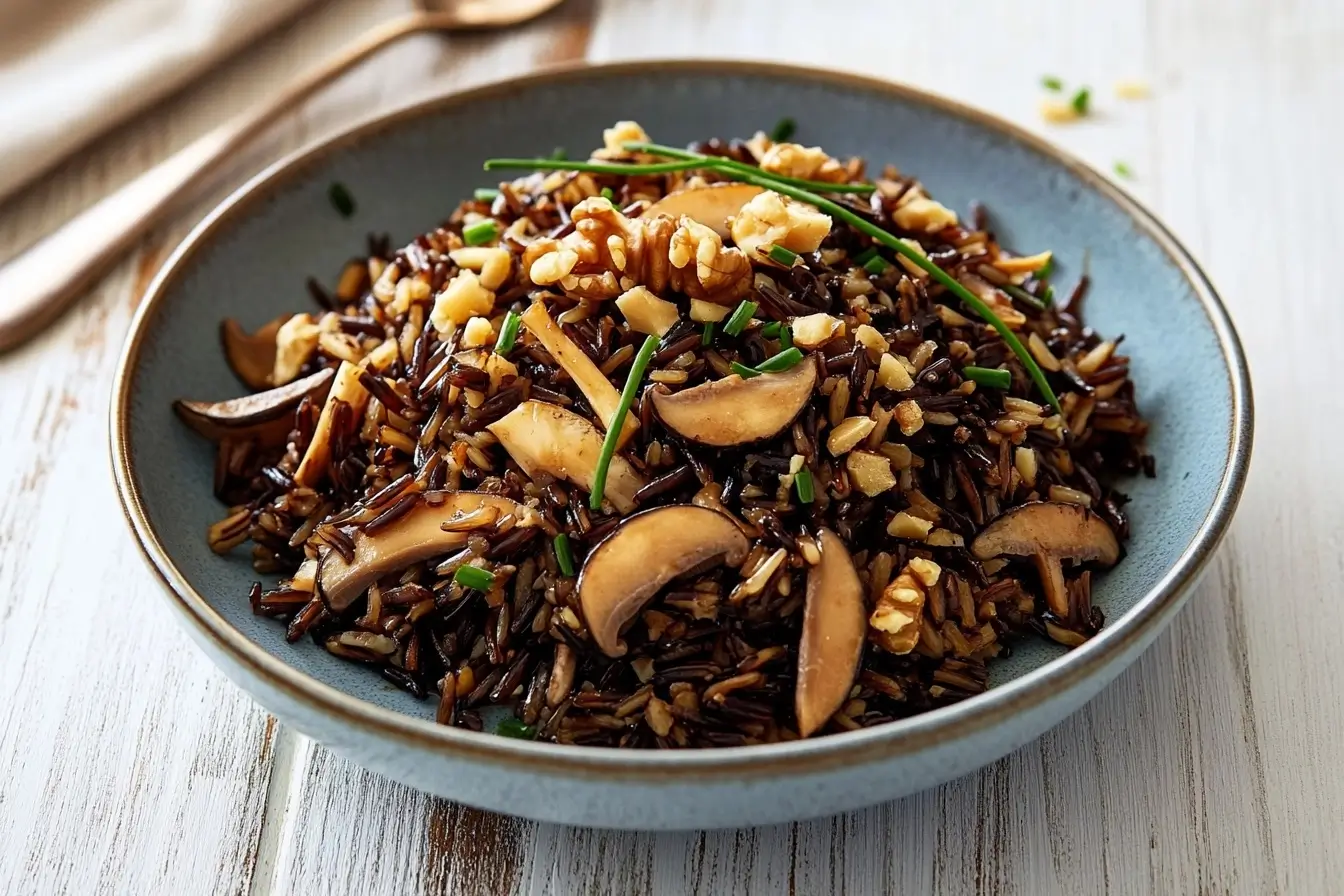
top-left (2, 0), bottom-right (1340, 893)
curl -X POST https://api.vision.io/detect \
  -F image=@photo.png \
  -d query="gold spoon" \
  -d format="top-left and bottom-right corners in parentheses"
top-left (0, 0), bottom-right (565, 353)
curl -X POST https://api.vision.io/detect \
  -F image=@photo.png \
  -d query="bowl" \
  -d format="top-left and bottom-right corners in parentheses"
top-left (111, 60), bottom-right (1252, 830)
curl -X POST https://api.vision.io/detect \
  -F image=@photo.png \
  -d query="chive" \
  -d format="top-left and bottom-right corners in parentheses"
top-left (496, 718), bottom-right (537, 739)
top-left (550, 146), bottom-right (568, 160)
top-left (485, 155), bottom-right (876, 194)
top-left (794, 468), bottom-right (815, 503)
top-left (770, 117), bottom-right (797, 143)
top-left (701, 322), bottom-right (715, 346)
top-left (755, 347), bottom-right (804, 373)
top-left (1041, 75), bottom-right (1064, 91)
top-left (553, 533), bottom-right (575, 577)
top-left (474, 187), bottom-right (500, 202)
top-left (1071, 87), bottom-right (1091, 115)
top-left (730, 361), bottom-right (762, 379)
top-left (1002, 282), bottom-right (1048, 312)
top-left (766, 244), bottom-right (799, 266)
top-left (454, 565), bottom-right (495, 592)
top-left (600, 186), bottom-right (615, 201)
top-left (1043, 284), bottom-right (1056, 306)
top-left (863, 254), bottom-right (890, 276)
top-left (761, 321), bottom-right (782, 338)
top-left (463, 219), bottom-right (499, 246)
top-left (1036, 257), bottom-right (1054, 280)
top-left (853, 247), bottom-right (880, 266)
top-left (779, 326), bottom-right (793, 349)
top-left (722, 300), bottom-right (758, 337)
top-left (590, 335), bottom-right (659, 510)
top-left (622, 142), bottom-right (879, 194)
top-left (494, 309), bottom-right (521, 355)
top-left (328, 182), bottom-right (356, 218)
top-left (963, 366), bottom-right (1013, 389)
top-left (1113, 161), bottom-right (1134, 179)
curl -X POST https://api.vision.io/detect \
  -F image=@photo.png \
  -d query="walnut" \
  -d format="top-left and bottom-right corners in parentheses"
top-left (870, 557), bottom-right (941, 655)
top-left (758, 142), bottom-right (848, 184)
top-left (730, 190), bottom-right (833, 262)
top-left (893, 196), bottom-right (959, 233)
top-left (431, 270), bottom-right (495, 333)
top-left (272, 313), bottom-right (338, 385)
top-left (522, 197), bottom-right (751, 304)
top-left (592, 120), bottom-right (652, 160)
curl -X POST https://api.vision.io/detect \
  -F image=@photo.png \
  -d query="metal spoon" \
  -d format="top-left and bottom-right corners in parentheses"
top-left (0, 0), bottom-right (564, 353)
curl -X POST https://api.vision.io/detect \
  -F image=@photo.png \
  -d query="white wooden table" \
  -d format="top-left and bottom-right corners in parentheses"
top-left (2, 1), bottom-right (1338, 892)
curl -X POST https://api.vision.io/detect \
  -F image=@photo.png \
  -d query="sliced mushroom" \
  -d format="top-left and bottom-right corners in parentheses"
top-left (970, 501), bottom-right (1120, 619)
top-left (173, 367), bottom-right (334, 447)
top-left (578, 506), bottom-right (749, 657)
top-left (650, 359), bottom-right (817, 446)
top-left (221, 315), bottom-right (289, 389)
top-left (295, 360), bottom-right (370, 487)
top-left (519, 302), bottom-right (638, 447)
top-left (641, 183), bottom-right (766, 239)
top-left (795, 528), bottom-right (867, 738)
top-left (486, 400), bottom-right (645, 513)
top-left (317, 492), bottom-right (527, 613)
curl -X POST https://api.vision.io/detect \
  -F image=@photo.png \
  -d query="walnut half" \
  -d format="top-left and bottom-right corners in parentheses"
top-left (869, 557), bottom-right (941, 655)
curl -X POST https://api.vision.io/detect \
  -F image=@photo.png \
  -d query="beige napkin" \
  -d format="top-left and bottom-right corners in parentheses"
top-left (0, 0), bottom-right (312, 203)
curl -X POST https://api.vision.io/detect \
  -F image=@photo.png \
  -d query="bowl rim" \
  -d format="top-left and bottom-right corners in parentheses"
top-left (111, 58), bottom-right (1253, 781)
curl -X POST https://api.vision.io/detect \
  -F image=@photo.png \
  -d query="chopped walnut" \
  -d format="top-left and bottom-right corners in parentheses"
top-left (666, 217), bottom-right (754, 304)
top-left (894, 399), bottom-right (924, 435)
top-left (730, 190), bottom-right (833, 261)
top-left (791, 312), bottom-right (845, 349)
top-left (876, 354), bottom-right (915, 391)
top-left (893, 196), bottom-right (959, 233)
top-left (758, 142), bottom-right (849, 184)
top-left (431, 269), bottom-right (495, 333)
top-left (870, 557), bottom-right (941, 655)
top-left (460, 315), bottom-right (495, 349)
top-left (593, 120), bottom-right (652, 160)
top-left (272, 313), bottom-right (337, 385)
top-left (449, 246), bottom-right (512, 291)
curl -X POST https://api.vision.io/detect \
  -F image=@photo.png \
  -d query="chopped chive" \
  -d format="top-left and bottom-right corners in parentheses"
top-left (1002, 283), bottom-right (1048, 312)
top-left (770, 117), bottom-right (797, 143)
top-left (463, 219), bottom-right (500, 246)
top-left (328, 182), bottom-right (356, 218)
top-left (494, 309), bottom-right (521, 355)
top-left (794, 468), bottom-right (815, 503)
top-left (863, 254), bottom-right (890, 276)
top-left (766, 244), bottom-right (799, 266)
top-left (553, 533), bottom-right (575, 577)
top-left (1113, 161), bottom-right (1135, 179)
top-left (779, 326), bottom-right (793, 350)
top-left (474, 187), bottom-right (500, 202)
top-left (496, 718), bottom-right (537, 739)
top-left (701, 322), bottom-right (715, 346)
top-left (1041, 75), bottom-right (1064, 91)
top-left (755, 347), bottom-right (804, 373)
top-left (730, 361), bottom-right (762, 379)
top-left (1036, 257), bottom-right (1054, 280)
top-left (962, 366), bottom-right (1013, 390)
top-left (761, 321), bottom-right (782, 338)
top-left (722, 300), bottom-right (758, 337)
top-left (454, 565), bottom-right (495, 592)
top-left (1071, 87), bottom-right (1091, 115)
top-left (600, 186), bottom-right (616, 201)
top-left (590, 335), bottom-right (659, 511)
top-left (853, 247), bottom-right (880, 266)
top-left (550, 146), bottom-right (568, 160)
top-left (1043, 284), bottom-right (1056, 306)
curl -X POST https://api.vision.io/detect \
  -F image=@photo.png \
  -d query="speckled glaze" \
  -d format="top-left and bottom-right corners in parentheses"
top-left (112, 61), bottom-right (1252, 830)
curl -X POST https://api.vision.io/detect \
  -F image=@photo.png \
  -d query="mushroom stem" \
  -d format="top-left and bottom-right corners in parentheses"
top-left (1034, 553), bottom-right (1071, 619)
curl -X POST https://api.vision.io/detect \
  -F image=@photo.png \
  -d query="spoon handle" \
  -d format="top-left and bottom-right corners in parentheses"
top-left (0, 12), bottom-right (429, 354)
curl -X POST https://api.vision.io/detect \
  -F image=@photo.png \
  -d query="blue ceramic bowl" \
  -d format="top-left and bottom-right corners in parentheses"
top-left (112, 61), bottom-right (1252, 830)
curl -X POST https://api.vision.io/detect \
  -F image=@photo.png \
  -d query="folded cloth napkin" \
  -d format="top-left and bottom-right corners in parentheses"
top-left (0, 0), bottom-right (312, 203)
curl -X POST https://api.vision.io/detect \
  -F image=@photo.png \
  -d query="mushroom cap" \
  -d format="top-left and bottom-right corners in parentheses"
top-left (221, 315), bottom-right (289, 390)
top-left (578, 506), bottom-right (750, 657)
top-left (640, 183), bottom-right (766, 239)
top-left (795, 528), bottom-right (867, 738)
top-left (971, 501), bottom-right (1120, 565)
top-left (173, 367), bottom-right (334, 447)
top-left (650, 359), bottom-right (818, 447)
top-left (316, 492), bottom-right (529, 613)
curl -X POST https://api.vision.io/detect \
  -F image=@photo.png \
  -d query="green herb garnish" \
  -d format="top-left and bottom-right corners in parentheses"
top-left (483, 157), bottom-right (875, 194)
top-left (754, 347), bottom-right (804, 373)
top-left (600, 186), bottom-right (616, 201)
top-left (701, 322), bottom-right (715, 346)
top-left (863, 254), bottom-right (890, 276)
top-left (463, 219), bottom-right (500, 246)
top-left (770, 117), bottom-right (797, 143)
top-left (621, 142), bottom-right (877, 195)
top-left (779, 326), bottom-right (793, 349)
top-left (496, 718), bottom-right (537, 739)
top-left (453, 565), bottom-right (495, 592)
top-left (1036, 257), bottom-right (1054, 280)
top-left (1113, 161), bottom-right (1134, 179)
top-left (761, 321), bottom-right (782, 338)
top-left (722, 300), bottom-right (758, 337)
top-left (853, 247), bottom-right (880, 267)
top-left (962, 366), bottom-right (1013, 390)
top-left (766, 244), bottom-right (799, 266)
top-left (474, 187), bottom-right (500, 202)
top-left (328, 182), bottom-right (356, 218)
top-left (1002, 283), bottom-right (1048, 312)
top-left (590, 335), bottom-right (659, 511)
top-left (1042, 75), bottom-right (1064, 91)
top-left (794, 468), bottom-right (815, 503)
top-left (494, 309), bottom-right (521, 355)
top-left (730, 361), bottom-right (761, 379)
top-left (553, 533), bottom-right (575, 577)
top-left (550, 146), bottom-right (568, 160)
top-left (1071, 87), bottom-right (1091, 115)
